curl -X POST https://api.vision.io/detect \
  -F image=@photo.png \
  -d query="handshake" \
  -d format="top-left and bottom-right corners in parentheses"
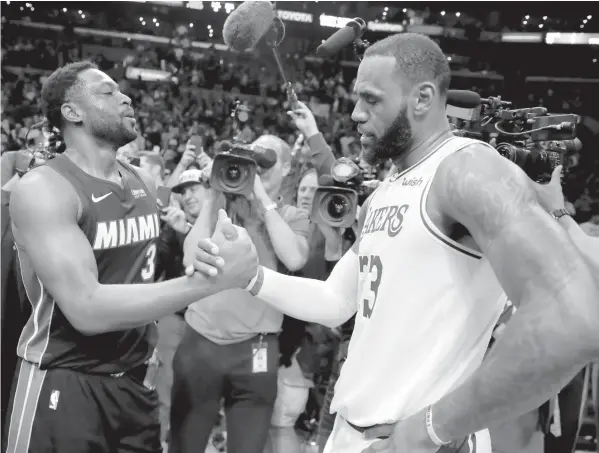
top-left (184, 209), bottom-right (260, 291)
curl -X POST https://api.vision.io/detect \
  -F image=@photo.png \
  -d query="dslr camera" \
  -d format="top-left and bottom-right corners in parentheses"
top-left (446, 92), bottom-right (581, 183)
top-left (311, 157), bottom-right (376, 228)
top-left (210, 102), bottom-right (277, 196)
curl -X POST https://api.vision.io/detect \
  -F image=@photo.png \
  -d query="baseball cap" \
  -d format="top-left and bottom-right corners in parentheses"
top-left (172, 169), bottom-right (205, 193)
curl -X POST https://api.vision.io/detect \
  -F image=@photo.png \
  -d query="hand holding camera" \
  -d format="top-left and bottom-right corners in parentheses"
top-left (179, 144), bottom-right (197, 170)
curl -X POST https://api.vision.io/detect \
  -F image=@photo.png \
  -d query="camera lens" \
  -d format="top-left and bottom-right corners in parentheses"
top-left (326, 194), bottom-right (351, 220)
top-left (225, 165), bottom-right (241, 183)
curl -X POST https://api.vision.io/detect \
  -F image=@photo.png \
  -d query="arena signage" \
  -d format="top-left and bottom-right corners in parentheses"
top-left (276, 10), bottom-right (313, 23)
top-left (320, 14), bottom-right (353, 29)
top-left (367, 21), bottom-right (404, 33)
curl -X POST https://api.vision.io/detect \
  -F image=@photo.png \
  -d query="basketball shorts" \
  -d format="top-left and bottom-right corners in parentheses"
top-left (4, 360), bottom-right (161, 453)
top-left (322, 415), bottom-right (492, 453)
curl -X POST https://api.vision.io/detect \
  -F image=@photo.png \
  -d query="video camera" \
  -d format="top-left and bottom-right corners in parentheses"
top-left (311, 157), bottom-right (377, 228)
top-left (210, 102), bottom-right (277, 196)
top-left (446, 90), bottom-right (582, 183)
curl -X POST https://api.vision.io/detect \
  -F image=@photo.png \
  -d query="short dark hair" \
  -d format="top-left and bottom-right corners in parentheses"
top-left (364, 33), bottom-right (451, 95)
top-left (41, 61), bottom-right (98, 131)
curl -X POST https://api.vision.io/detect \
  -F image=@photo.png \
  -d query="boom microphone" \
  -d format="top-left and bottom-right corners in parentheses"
top-left (222, 1), bottom-right (275, 52)
top-left (446, 90), bottom-right (481, 108)
top-left (316, 18), bottom-right (366, 57)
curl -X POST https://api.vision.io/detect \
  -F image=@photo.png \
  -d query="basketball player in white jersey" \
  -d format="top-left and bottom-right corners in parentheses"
top-left (187, 33), bottom-right (599, 453)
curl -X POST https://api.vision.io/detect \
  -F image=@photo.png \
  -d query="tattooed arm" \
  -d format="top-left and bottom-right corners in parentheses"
top-left (428, 144), bottom-right (599, 440)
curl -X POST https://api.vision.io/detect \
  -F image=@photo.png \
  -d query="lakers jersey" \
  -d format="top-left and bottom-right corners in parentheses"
top-left (16, 154), bottom-right (159, 374)
top-left (330, 137), bottom-right (505, 426)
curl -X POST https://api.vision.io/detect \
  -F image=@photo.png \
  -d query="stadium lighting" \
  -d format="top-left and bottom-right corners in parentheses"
top-left (525, 15), bottom-right (530, 20)
top-left (142, 21), bottom-right (146, 25)
top-left (588, 15), bottom-right (592, 20)
top-left (543, 16), bottom-right (547, 20)
top-left (155, 22), bottom-right (159, 27)
top-left (139, 17), bottom-right (143, 21)
top-left (403, 8), bottom-right (407, 13)
top-left (207, 25), bottom-right (212, 29)
top-left (447, 56), bottom-right (452, 61)
top-left (81, 14), bottom-right (85, 18)
top-left (30, 7), bottom-right (33, 10)
top-left (189, 23), bottom-right (193, 27)
top-left (523, 20), bottom-right (528, 25)
top-left (441, 11), bottom-right (445, 16)
top-left (384, 7), bottom-right (388, 11)
top-left (63, 7), bottom-right (66, 12)
top-left (538, 24), bottom-right (543, 29)
top-left (456, 12), bottom-right (461, 17)
top-left (583, 19), bottom-right (588, 24)
top-left (153, 18), bottom-right (157, 22)
top-left (593, 58), bottom-right (597, 63)
top-left (78, 10), bottom-right (82, 14)
top-left (580, 24), bottom-right (584, 29)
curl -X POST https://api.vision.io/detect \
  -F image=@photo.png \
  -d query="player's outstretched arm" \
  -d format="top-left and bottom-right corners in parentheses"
top-left (428, 145), bottom-right (599, 441)
top-left (254, 247), bottom-right (359, 328)
top-left (10, 168), bottom-right (256, 336)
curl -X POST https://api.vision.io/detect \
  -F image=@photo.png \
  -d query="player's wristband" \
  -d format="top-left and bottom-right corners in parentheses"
top-left (245, 266), bottom-right (264, 296)
top-left (425, 406), bottom-right (451, 446)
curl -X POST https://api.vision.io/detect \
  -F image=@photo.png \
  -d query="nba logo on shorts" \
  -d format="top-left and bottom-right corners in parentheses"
top-left (49, 390), bottom-right (60, 410)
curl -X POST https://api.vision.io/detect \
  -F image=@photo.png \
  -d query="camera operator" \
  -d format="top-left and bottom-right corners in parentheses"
top-left (533, 165), bottom-right (599, 271)
top-left (165, 139), bottom-right (211, 188)
top-left (171, 134), bottom-right (310, 453)
top-left (153, 168), bottom-right (208, 447)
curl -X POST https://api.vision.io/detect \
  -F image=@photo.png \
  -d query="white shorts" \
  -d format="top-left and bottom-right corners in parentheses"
top-left (323, 416), bottom-right (492, 453)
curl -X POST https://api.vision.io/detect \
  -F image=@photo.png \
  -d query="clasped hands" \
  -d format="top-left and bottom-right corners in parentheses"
top-left (185, 209), bottom-right (259, 290)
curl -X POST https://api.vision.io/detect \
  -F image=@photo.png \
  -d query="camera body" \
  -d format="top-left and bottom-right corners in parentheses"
top-left (211, 143), bottom-right (276, 196)
top-left (447, 97), bottom-right (581, 184)
top-left (311, 157), bottom-right (375, 228)
top-left (210, 102), bottom-right (277, 196)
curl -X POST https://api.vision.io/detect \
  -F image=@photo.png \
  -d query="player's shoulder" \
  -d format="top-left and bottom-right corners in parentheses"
top-left (10, 165), bottom-right (79, 221)
top-left (432, 140), bottom-right (537, 233)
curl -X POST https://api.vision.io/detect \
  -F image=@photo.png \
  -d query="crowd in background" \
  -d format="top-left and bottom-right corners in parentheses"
top-left (2, 10), bottom-right (599, 453)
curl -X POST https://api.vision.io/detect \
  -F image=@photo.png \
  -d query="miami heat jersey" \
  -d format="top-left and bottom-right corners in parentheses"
top-left (330, 136), bottom-right (506, 426)
top-left (16, 154), bottom-right (159, 374)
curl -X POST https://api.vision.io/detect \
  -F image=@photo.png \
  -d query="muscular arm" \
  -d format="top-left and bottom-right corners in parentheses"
top-left (262, 208), bottom-right (309, 271)
top-left (428, 145), bottom-right (599, 440)
top-left (10, 169), bottom-right (231, 336)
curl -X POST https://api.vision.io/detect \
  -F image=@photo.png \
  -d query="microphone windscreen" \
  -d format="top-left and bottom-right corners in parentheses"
top-left (254, 147), bottom-right (277, 169)
top-left (316, 26), bottom-right (359, 58)
top-left (217, 140), bottom-right (233, 152)
top-left (446, 90), bottom-right (481, 109)
top-left (222, 1), bottom-right (275, 52)
top-left (318, 174), bottom-right (336, 187)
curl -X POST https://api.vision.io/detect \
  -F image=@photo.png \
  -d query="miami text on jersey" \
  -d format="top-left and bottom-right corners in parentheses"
top-left (93, 213), bottom-right (160, 250)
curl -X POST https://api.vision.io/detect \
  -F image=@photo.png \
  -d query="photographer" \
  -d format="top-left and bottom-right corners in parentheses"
top-left (165, 139), bottom-right (211, 188)
top-left (533, 165), bottom-right (599, 272)
top-left (171, 135), bottom-right (310, 453)
top-left (154, 168), bottom-right (208, 446)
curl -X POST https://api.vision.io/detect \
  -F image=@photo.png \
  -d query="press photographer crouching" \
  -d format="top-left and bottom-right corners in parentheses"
top-left (170, 130), bottom-right (310, 453)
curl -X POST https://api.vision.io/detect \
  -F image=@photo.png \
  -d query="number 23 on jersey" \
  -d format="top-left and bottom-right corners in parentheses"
top-left (358, 254), bottom-right (383, 319)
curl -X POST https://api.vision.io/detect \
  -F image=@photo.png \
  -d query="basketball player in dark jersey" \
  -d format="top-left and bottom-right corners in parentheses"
top-left (5, 61), bottom-right (258, 453)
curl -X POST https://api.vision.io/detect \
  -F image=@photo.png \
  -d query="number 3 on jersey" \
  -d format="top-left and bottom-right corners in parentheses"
top-left (141, 243), bottom-right (157, 281)
top-left (358, 255), bottom-right (383, 318)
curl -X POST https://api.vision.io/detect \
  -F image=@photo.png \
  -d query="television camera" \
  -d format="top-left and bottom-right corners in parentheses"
top-left (311, 157), bottom-right (377, 228)
top-left (210, 102), bottom-right (278, 196)
top-left (446, 90), bottom-right (582, 183)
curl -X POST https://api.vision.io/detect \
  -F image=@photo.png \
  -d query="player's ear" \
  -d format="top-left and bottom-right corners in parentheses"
top-left (411, 81), bottom-right (436, 117)
top-left (61, 102), bottom-right (84, 126)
